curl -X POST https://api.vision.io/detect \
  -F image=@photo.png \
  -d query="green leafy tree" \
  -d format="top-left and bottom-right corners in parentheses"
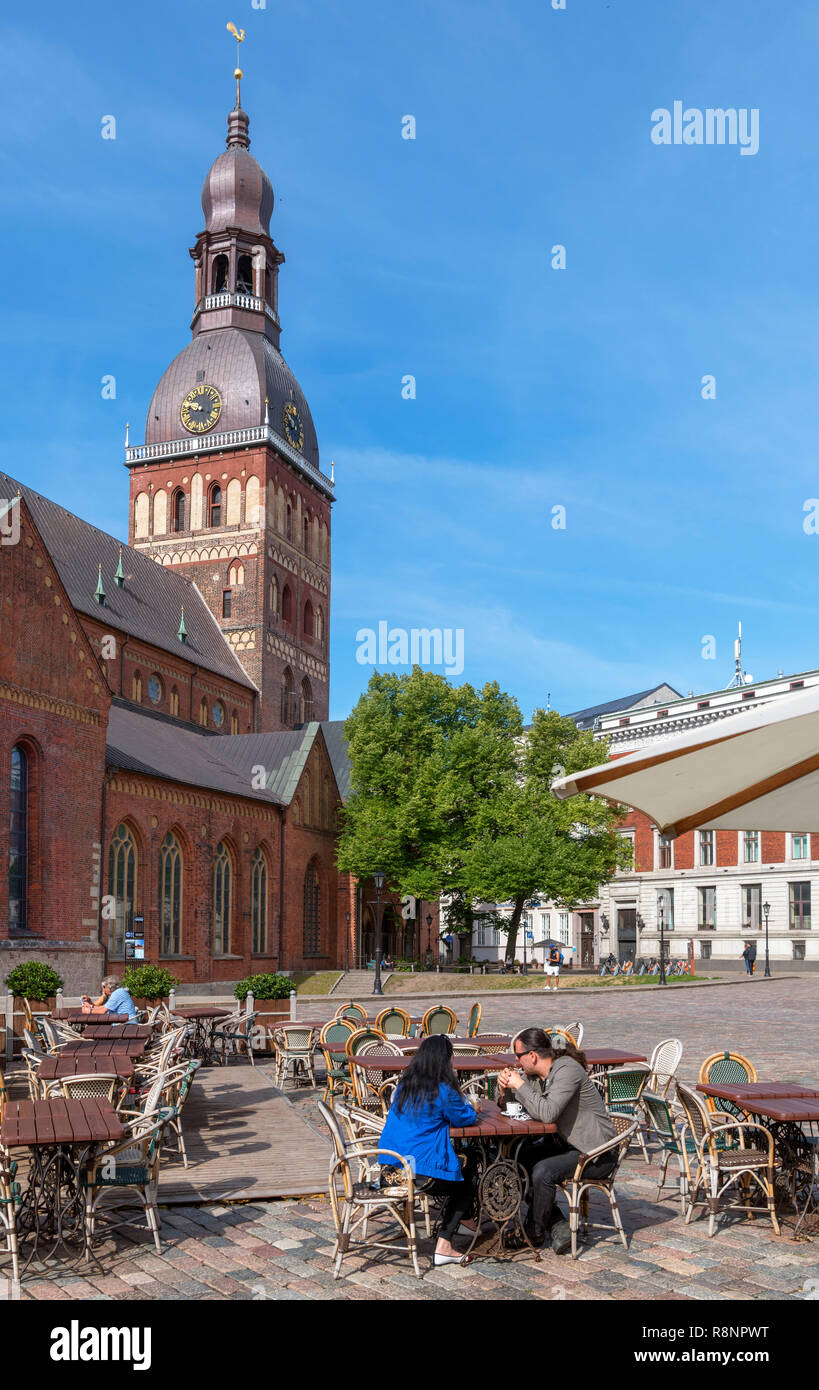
top-left (465, 709), bottom-right (632, 964)
top-left (336, 668), bottom-right (523, 934)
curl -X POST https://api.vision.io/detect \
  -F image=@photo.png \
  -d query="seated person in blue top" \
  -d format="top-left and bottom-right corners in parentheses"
top-left (81, 974), bottom-right (138, 1023)
top-left (378, 1035), bottom-right (479, 1266)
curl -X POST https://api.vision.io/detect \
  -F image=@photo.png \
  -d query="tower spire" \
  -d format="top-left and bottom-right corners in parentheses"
top-left (226, 22), bottom-right (245, 109)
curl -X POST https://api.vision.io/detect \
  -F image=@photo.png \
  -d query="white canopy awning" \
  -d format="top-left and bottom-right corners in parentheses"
top-left (551, 683), bottom-right (819, 834)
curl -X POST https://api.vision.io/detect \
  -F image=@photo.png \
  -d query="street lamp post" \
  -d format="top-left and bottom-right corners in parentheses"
top-left (763, 900), bottom-right (771, 978)
top-left (373, 870), bottom-right (385, 996)
top-left (658, 898), bottom-right (667, 986)
top-left (522, 914), bottom-right (528, 974)
top-left (345, 912), bottom-right (350, 973)
top-left (424, 912), bottom-right (434, 969)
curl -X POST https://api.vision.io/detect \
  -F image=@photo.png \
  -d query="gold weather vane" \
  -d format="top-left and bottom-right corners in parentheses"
top-left (227, 22), bottom-right (246, 106)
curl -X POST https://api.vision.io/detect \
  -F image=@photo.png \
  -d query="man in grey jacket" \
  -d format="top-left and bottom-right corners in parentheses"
top-left (498, 1027), bottom-right (617, 1253)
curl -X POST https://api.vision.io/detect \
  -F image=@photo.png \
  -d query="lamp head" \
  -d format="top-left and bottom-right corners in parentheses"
top-left (373, 870), bottom-right (386, 891)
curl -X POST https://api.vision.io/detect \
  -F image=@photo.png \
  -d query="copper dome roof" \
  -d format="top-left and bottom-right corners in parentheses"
top-left (144, 328), bottom-right (320, 471)
top-left (201, 106), bottom-right (274, 237)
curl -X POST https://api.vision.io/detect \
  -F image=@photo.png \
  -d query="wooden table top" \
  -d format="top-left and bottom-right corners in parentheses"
top-left (727, 1096), bottom-right (819, 1124)
top-left (450, 1100), bottom-right (558, 1139)
top-left (80, 1024), bottom-right (151, 1040)
top-left (350, 1052), bottom-right (517, 1073)
top-left (38, 1053), bottom-right (136, 1081)
top-left (698, 1081), bottom-right (819, 1103)
top-left (172, 1007), bottom-right (231, 1020)
top-left (60, 1039), bottom-right (145, 1059)
top-left (585, 1049), bottom-right (647, 1066)
top-left (52, 1010), bottom-right (129, 1025)
top-left (1, 1098), bottom-right (125, 1148)
top-left (398, 1034), bottom-right (511, 1053)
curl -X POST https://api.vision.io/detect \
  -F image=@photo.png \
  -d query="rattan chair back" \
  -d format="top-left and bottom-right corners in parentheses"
top-left (334, 1002), bottom-right (368, 1023)
top-left (59, 1073), bottom-right (120, 1104)
top-left (374, 1007), bottom-right (411, 1037)
top-left (641, 1090), bottom-right (677, 1143)
top-left (345, 1027), bottom-right (387, 1057)
top-left (421, 1005), bottom-right (457, 1036)
top-left (466, 1002), bottom-right (482, 1037)
top-left (647, 1038), bottom-right (683, 1096)
top-left (697, 1050), bottom-right (757, 1118)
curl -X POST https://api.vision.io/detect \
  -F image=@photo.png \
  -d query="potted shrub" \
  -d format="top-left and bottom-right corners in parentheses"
top-left (234, 972), bottom-right (293, 1053)
top-left (5, 961), bottom-right (64, 1046)
top-left (120, 963), bottom-right (178, 1010)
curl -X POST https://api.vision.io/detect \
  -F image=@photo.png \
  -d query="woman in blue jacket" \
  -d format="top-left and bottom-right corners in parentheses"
top-left (379, 1035), bottom-right (479, 1266)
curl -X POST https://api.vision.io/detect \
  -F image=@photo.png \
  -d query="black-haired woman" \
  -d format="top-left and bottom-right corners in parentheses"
top-left (379, 1035), bottom-right (479, 1266)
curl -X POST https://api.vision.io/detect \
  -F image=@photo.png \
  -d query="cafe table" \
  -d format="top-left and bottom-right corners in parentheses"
top-left (37, 1053), bottom-right (136, 1084)
top-left (60, 1039), bottom-right (145, 1061)
top-left (79, 1024), bottom-right (152, 1041)
top-left (448, 1099), bottom-right (558, 1259)
top-left (698, 1082), bottom-right (819, 1235)
top-left (51, 1010), bottom-right (129, 1027)
top-left (1, 1098), bottom-right (125, 1267)
top-left (170, 1006), bottom-right (232, 1065)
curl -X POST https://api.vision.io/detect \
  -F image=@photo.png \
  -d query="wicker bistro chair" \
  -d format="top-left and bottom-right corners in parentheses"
top-left (645, 1038), bottom-right (683, 1099)
top-left (134, 1026), bottom-right (190, 1085)
top-left (272, 1024), bottom-right (318, 1090)
top-left (318, 1100), bottom-right (421, 1279)
top-left (213, 1011), bottom-right (259, 1068)
top-left (319, 1018), bottom-right (358, 1106)
top-left (374, 1007), bottom-right (412, 1038)
top-left (333, 1100), bottom-right (435, 1239)
top-left (334, 1002), bottom-right (368, 1024)
top-left (545, 1026), bottom-right (575, 1051)
top-left (642, 1091), bottom-right (700, 1215)
top-left (605, 1067), bottom-right (652, 1163)
top-left (0, 1149), bottom-right (20, 1286)
top-left (0, 1065), bottom-right (6, 1126)
top-left (347, 1038), bottom-right (403, 1112)
top-left (556, 1115), bottom-right (639, 1259)
top-left (82, 1106), bottom-right (176, 1256)
top-left (565, 1022), bottom-right (584, 1049)
top-left (421, 1006), bottom-right (457, 1037)
top-left (697, 1051), bottom-right (758, 1119)
top-left (466, 1002), bottom-right (482, 1038)
top-left (151, 1060), bottom-right (200, 1167)
top-left (44, 1073), bottom-right (123, 1108)
top-left (675, 1081), bottom-right (780, 1237)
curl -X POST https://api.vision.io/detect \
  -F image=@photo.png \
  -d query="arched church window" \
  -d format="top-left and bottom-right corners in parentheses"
top-left (9, 744), bottom-right (29, 931)
top-left (208, 485), bottom-right (222, 527)
top-left (213, 841), bottom-right (232, 954)
top-left (301, 676), bottom-right (314, 723)
top-left (303, 515), bottom-right (310, 555)
top-left (159, 831), bottom-right (183, 955)
top-left (212, 254), bottom-right (229, 293)
top-left (170, 688), bottom-right (180, 717)
top-left (108, 823), bottom-right (137, 958)
top-left (251, 848), bottom-right (268, 954)
top-left (282, 584), bottom-right (292, 625)
top-left (286, 503), bottom-right (293, 542)
top-left (304, 860), bottom-right (320, 956)
top-left (236, 254), bottom-right (253, 294)
top-left (303, 600), bottom-right (314, 639)
top-left (172, 489), bottom-right (186, 533)
top-left (315, 607), bottom-right (324, 642)
top-left (281, 667), bottom-right (295, 726)
top-left (132, 671), bottom-right (143, 704)
top-left (200, 698), bottom-right (209, 727)
top-left (270, 575), bottom-right (279, 615)
top-left (222, 589), bottom-right (232, 619)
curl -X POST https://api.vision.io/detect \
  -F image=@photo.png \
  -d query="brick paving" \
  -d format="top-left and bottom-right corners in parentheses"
top-left (7, 976), bottom-right (819, 1301)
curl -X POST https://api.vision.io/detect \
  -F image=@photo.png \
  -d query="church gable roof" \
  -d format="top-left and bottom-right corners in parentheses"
top-left (106, 701), bottom-right (280, 804)
top-left (0, 471), bottom-right (257, 692)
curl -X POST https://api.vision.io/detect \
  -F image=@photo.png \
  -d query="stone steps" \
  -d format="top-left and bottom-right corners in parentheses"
top-left (329, 970), bottom-right (393, 997)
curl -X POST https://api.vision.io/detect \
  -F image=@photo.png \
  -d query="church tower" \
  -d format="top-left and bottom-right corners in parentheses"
top-left (126, 73), bottom-right (332, 733)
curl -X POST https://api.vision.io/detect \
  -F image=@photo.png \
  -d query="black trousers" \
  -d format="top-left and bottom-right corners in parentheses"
top-left (520, 1135), bottom-right (616, 1234)
top-left (415, 1149), bottom-right (479, 1242)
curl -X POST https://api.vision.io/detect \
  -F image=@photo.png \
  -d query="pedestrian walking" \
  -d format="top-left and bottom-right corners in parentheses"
top-left (543, 943), bottom-right (563, 992)
top-left (741, 941), bottom-right (755, 976)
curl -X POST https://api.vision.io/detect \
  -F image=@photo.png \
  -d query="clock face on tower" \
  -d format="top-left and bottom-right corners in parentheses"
top-left (283, 402), bottom-right (304, 451)
top-left (180, 384), bottom-right (222, 434)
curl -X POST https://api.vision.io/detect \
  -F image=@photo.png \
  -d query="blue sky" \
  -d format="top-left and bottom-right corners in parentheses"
top-left (3, 0), bottom-right (819, 721)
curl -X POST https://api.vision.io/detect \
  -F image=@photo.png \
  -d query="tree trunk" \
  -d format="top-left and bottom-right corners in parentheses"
top-left (505, 895), bottom-right (525, 964)
top-left (460, 902), bottom-right (474, 961)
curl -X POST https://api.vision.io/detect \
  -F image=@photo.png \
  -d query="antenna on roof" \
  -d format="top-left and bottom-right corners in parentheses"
top-left (726, 620), bottom-right (753, 689)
